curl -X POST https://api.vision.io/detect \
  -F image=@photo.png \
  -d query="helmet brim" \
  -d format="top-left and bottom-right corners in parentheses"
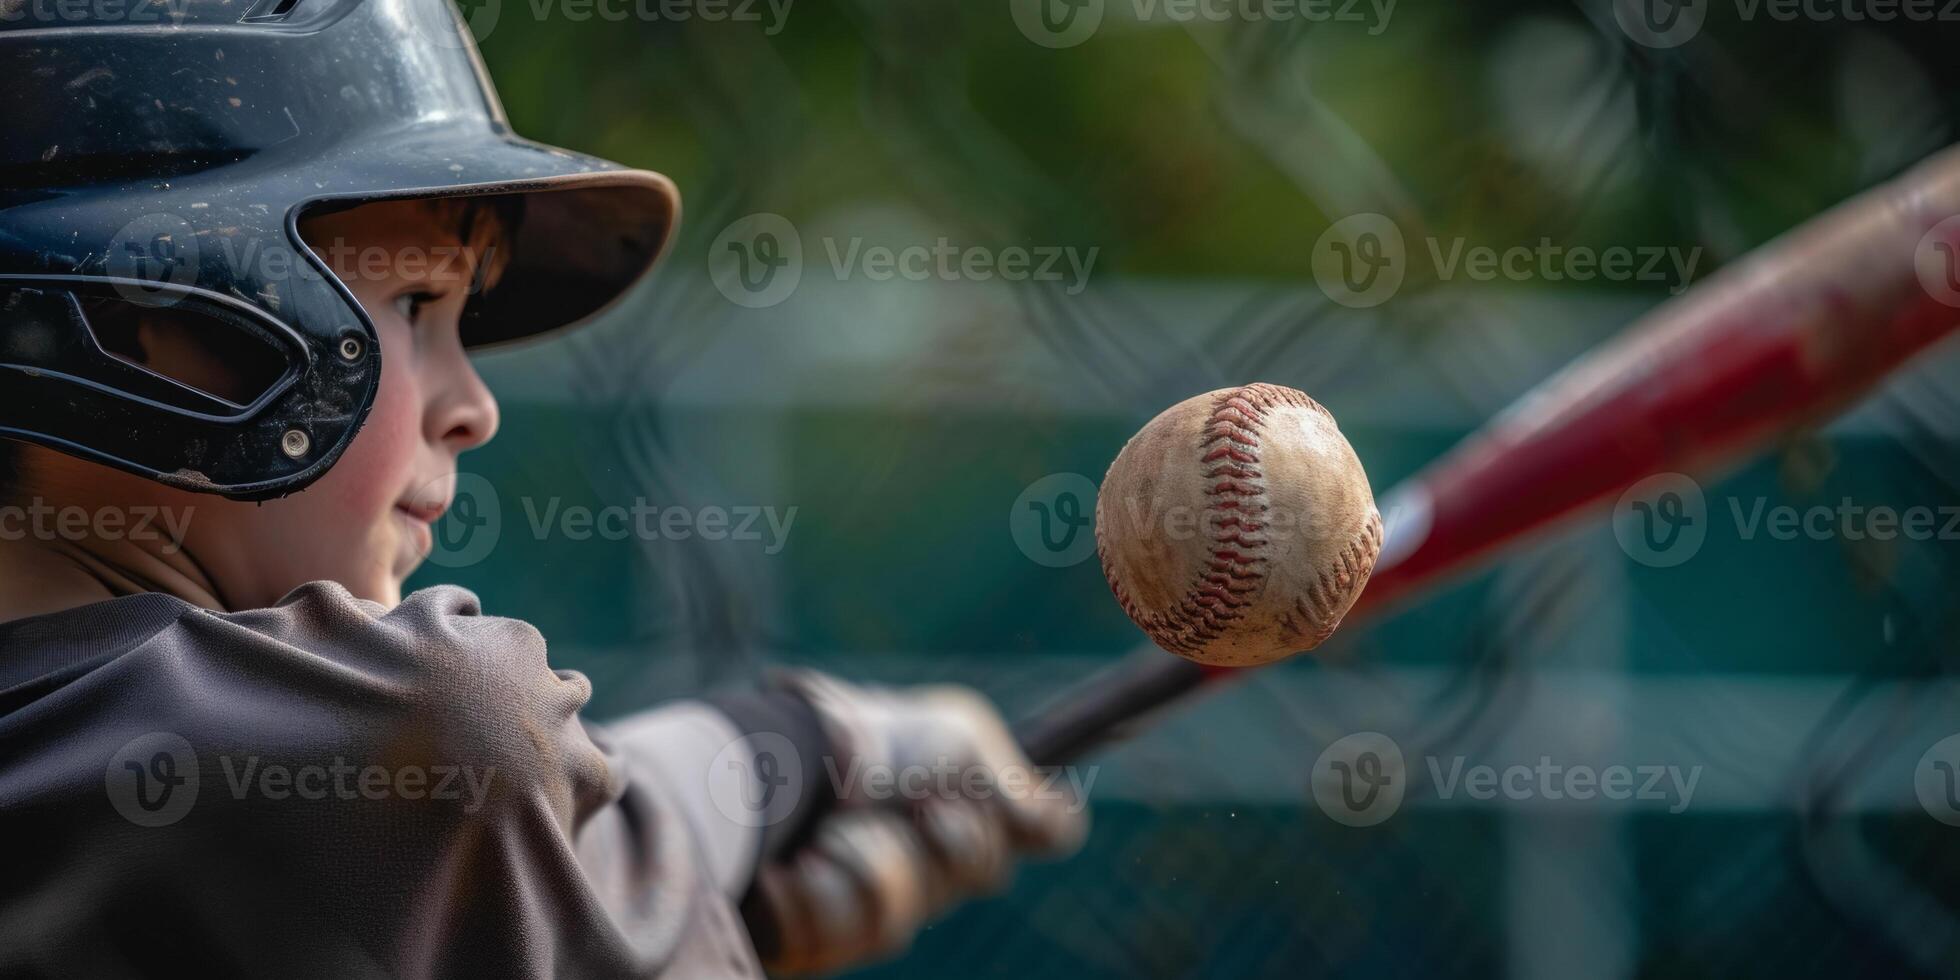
top-left (291, 131), bottom-right (680, 350)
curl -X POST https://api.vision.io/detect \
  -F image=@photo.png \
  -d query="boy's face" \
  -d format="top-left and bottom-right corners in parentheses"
top-left (186, 201), bottom-right (502, 608)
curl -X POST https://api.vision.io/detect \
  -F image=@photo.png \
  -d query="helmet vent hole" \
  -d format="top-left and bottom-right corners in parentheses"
top-left (81, 296), bottom-right (290, 408)
top-left (240, 0), bottom-right (305, 23)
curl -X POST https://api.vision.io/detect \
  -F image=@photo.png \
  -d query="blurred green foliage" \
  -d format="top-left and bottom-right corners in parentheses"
top-left (424, 5), bottom-right (1960, 977)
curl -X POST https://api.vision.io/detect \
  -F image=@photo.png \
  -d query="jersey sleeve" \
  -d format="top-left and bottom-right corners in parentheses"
top-left (32, 581), bottom-right (764, 978)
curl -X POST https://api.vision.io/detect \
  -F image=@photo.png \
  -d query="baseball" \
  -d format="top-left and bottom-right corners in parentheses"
top-left (1096, 383), bottom-right (1381, 667)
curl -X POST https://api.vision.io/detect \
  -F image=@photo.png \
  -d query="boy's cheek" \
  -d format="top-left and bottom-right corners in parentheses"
top-left (327, 370), bottom-right (424, 517)
top-left (268, 352), bottom-right (422, 541)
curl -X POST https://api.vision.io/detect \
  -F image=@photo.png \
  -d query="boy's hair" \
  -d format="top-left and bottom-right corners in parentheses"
top-left (425, 195), bottom-right (518, 294)
top-left (299, 195), bottom-right (520, 295)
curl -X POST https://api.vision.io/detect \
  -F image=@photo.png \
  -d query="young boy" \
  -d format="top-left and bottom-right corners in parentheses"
top-left (0, 1), bottom-right (1083, 976)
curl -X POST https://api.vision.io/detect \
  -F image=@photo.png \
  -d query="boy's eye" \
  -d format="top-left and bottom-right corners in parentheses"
top-left (392, 291), bottom-right (439, 323)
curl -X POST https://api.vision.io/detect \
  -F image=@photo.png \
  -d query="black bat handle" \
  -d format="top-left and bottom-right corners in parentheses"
top-left (1015, 652), bottom-right (1211, 765)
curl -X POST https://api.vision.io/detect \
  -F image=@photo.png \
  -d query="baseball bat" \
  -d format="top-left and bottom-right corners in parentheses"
top-left (1018, 143), bottom-right (1960, 766)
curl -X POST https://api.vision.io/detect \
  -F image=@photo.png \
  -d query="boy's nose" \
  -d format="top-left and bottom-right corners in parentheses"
top-left (429, 354), bottom-right (501, 454)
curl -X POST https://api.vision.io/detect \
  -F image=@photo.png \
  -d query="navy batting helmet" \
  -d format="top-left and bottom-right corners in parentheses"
top-left (0, 0), bottom-right (679, 499)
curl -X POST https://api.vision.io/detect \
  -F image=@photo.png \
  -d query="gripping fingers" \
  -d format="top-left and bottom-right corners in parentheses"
top-left (754, 810), bottom-right (932, 976)
top-left (917, 687), bottom-right (1090, 858)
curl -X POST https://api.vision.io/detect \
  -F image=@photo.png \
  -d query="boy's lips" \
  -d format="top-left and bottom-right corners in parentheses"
top-left (394, 502), bottom-right (440, 562)
top-left (394, 499), bottom-right (449, 526)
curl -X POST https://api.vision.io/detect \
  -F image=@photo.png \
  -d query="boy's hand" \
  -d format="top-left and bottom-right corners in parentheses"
top-left (744, 672), bottom-right (1088, 976)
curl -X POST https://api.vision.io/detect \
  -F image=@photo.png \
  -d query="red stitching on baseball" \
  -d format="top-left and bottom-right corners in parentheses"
top-left (1108, 385), bottom-right (1284, 655)
top-left (1103, 383), bottom-right (1366, 659)
top-left (1282, 508), bottom-right (1383, 645)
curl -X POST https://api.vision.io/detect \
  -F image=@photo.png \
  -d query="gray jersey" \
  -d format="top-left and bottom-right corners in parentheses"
top-left (0, 582), bottom-right (768, 978)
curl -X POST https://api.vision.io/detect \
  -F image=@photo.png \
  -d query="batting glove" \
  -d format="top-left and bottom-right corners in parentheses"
top-left (742, 671), bottom-right (1088, 976)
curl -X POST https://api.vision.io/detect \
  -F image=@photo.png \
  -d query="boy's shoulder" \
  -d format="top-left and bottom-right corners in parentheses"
top-left (2, 582), bottom-right (606, 822)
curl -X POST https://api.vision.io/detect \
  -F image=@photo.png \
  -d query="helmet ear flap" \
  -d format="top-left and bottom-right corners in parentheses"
top-left (0, 284), bottom-right (301, 418)
top-left (0, 278), bottom-right (338, 499)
